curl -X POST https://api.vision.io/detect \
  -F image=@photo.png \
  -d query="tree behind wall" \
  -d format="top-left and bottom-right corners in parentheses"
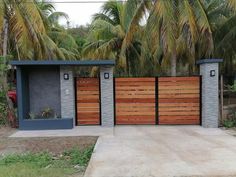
top-left (144, 0), bottom-right (214, 76)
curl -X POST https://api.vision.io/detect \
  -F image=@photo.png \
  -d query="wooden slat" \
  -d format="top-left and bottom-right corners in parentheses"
top-left (76, 78), bottom-right (100, 125)
top-left (116, 78), bottom-right (155, 82)
top-left (116, 112), bottom-right (156, 116)
top-left (159, 111), bottom-right (199, 116)
top-left (116, 103), bottom-right (155, 107)
top-left (116, 90), bottom-right (155, 94)
top-left (116, 95), bottom-right (155, 99)
top-left (77, 103), bottom-right (99, 107)
top-left (76, 99), bottom-right (99, 103)
top-left (115, 86), bottom-right (155, 90)
top-left (159, 93), bottom-right (199, 99)
top-left (116, 115), bottom-right (155, 125)
top-left (115, 77), bottom-right (156, 125)
top-left (159, 116), bottom-right (200, 125)
top-left (158, 107), bottom-right (199, 111)
top-left (159, 98), bottom-right (199, 103)
top-left (158, 81), bottom-right (199, 86)
top-left (158, 77), bottom-right (200, 125)
top-left (116, 107), bottom-right (155, 112)
top-left (159, 85), bottom-right (199, 90)
top-left (158, 89), bottom-right (199, 94)
top-left (116, 98), bottom-right (156, 103)
top-left (159, 103), bottom-right (199, 107)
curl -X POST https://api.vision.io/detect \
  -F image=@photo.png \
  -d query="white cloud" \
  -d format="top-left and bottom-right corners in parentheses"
top-left (53, 0), bottom-right (108, 27)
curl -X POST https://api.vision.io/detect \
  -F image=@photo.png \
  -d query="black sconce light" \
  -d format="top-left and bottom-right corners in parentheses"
top-left (64, 73), bottom-right (69, 80)
top-left (104, 73), bottom-right (109, 79)
top-left (210, 70), bottom-right (215, 77)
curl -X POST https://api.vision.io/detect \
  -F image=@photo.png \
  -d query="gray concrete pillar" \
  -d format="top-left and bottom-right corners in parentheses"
top-left (197, 59), bottom-right (223, 128)
top-left (100, 66), bottom-right (114, 127)
top-left (60, 66), bottom-right (75, 124)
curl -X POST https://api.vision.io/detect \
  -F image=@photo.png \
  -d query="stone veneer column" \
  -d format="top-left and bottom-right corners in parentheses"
top-left (197, 59), bottom-right (223, 128)
top-left (100, 66), bottom-right (114, 127)
top-left (60, 66), bottom-right (75, 124)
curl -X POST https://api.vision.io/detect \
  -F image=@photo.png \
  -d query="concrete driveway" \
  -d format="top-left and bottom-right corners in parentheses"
top-left (84, 126), bottom-right (236, 177)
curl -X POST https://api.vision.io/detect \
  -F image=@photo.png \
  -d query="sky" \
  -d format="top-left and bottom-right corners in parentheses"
top-left (53, 0), bottom-right (109, 27)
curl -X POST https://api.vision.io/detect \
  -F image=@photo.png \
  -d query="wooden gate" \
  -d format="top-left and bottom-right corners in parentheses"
top-left (114, 76), bottom-right (200, 125)
top-left (76, 78), bottom-right (100, 125)
top-left (158, 77), bottom-right (200, 125)
top-left (115, 78), bottom-right (156, 125)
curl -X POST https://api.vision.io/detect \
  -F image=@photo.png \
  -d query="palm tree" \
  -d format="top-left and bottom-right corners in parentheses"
top-left (0, 0), bottom-right (79, 124)
top-left (144, 0), bottom-right (214, 76)
top-left (83, 0), bottom-right (150, 76)
top-left (213, 0), bottom-right (236, 76)
top-left (0, 0), bottom-right (68, 60)
top-left (36, 0), bottom-right (80, 59)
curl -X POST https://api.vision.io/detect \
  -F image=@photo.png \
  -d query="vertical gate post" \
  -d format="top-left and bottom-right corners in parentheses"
top-left (60, 66), bottom-right (75, 126)
top-left (100, 66), bottom-right (114, 127)
top-left (197, 59), bottom-right (223, 128)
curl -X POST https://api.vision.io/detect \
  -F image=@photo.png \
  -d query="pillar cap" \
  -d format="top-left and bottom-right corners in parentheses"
top-left (196, 59), bottom-right (223, 65)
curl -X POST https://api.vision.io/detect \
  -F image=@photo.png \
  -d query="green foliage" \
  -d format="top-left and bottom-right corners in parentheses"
top-left (2, 0), bottom-right (236, 76)
top-left (0, 146), bottom-right (95, 177)
top-left (0, 152), bottom-right (53, 168)
top-left (0, 90), bottom-right (8, 126)
top-left (0, 58), bottom-right (9, 126)
top-left (0, 163), bottom-right (75, 177)
top-left (0, 0), bottom-right (80, 60)
top-left (63, 146), bottom-right (94, 166)
top-left (41, 107), bottom-right (54, 119)
top-left (223, 119), bottom-right (236, 128)
top-left (83, 0), bottom-right (150, 76)
top-left (223, 107), bottom-right (236, 128)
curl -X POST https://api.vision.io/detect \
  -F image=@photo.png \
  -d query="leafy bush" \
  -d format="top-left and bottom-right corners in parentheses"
top-left (0, 90), bottom-right (8, 126)
top-left (41, 108), bottom-right (54, 118)
top-left (223, 108), bottom-right (236, 128)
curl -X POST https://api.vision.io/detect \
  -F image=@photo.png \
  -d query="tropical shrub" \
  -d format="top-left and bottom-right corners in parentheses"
top-left (0, 90), bottom-right (8, 126)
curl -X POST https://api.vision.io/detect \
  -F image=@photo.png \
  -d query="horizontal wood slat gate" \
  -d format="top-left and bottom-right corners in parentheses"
top-left (158, 77), bottom-right (200, 125)
top-left (76, 76), bottom-right (200, 126)
top-left (114, 77), bottom-right (200, 125)
top-left (115, 78), bottom-right (156, 125)
top-left (76, 78), bottom-right (100, 125)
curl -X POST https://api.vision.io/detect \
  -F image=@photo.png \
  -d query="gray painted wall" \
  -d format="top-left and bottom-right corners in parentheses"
top-left (28, 67), bottom-right (61, 117)
top-left (60, 66), bottom-right (75, 123)
top-left (100, 66), bottom-right (114, 126)
top-left (200, 63), bottom-right (219, 128)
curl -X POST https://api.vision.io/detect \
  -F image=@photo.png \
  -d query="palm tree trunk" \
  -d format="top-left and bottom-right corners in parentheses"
top-left (15, 37), bottom-right (20, 60)
top-left (3, 18), bottom-right (8, 57)
top-left (170, 48), bottom-right (177, 76)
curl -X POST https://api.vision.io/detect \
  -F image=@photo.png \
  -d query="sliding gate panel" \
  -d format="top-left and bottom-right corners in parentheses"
top-left (76, 78), bottom-right (100, 125)
top-left (158, 77), bottom-right (200, 125)
top-left (115, 78), bottom-right (156, 125)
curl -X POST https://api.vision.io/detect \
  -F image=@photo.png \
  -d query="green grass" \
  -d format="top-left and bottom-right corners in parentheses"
top-left (0, 146), bottom-right (94, 177)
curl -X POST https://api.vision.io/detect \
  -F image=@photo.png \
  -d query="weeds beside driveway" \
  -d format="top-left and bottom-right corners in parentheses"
top-left (0, 126), bottom-right (97, 177)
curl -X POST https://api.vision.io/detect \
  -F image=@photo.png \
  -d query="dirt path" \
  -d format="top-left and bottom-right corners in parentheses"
top-left (0, 127), bottom-right (97, 155)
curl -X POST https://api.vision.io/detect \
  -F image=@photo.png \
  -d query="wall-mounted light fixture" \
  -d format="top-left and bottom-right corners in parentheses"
top-left (64, 73), bottom-right (69, 80)
top-left (210, 70), bottom-right (215, 77)
top-left (104, 72), bottom-right (109, 79)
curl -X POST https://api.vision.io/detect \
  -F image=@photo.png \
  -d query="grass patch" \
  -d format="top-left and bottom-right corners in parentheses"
top-left (63, 145), bottom-right (94, 166)
top-left (0, 145), bottom-right (94, 177)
